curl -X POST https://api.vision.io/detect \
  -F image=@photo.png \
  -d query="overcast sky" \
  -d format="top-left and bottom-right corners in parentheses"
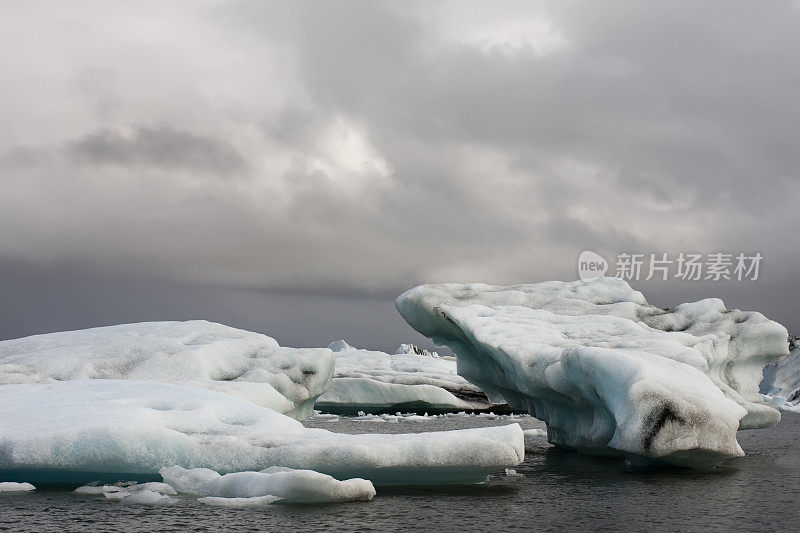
top-left (1, 1), bottom-right (799, 349)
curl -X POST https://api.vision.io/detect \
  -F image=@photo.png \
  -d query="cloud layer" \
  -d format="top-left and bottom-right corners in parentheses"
top-left (1, 1), bottom-right (799, 339)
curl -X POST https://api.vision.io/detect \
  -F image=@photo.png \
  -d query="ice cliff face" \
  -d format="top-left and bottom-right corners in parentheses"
top-left (761, 336), bottom-right (800, 412)
top-left (396, 278), bottom-right (789, 468)
top-left (0, 321), bottom-right (334, 420)
top-left (315, 340), bottom-right (499, 414)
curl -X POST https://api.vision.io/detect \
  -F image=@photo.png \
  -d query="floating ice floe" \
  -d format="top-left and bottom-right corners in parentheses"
top-left (75, 482), bottom-right (177, 504)
top-left (761, 336), bottom-right (800, 413)
top-left (0, 321), bottom-right (334, 420)
top-left (0, 380), bottom-right (524, 486)
top-left (161, 466), bottom-right (376, 504)
top-left (396, 278), bottom-right (789, 468)
top-left (0, 481), bottom-right (35, 492)
top-left (315, 340), bottom-right (503, 415)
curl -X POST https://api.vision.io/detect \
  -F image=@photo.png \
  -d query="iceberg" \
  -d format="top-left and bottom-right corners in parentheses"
top-left (396, 278), bottom-right (789, 468)
top-left (160, 466), bottom-right (376, 504)
top-left (0, 481), bottom-right (35, 492)
top-left (0, 380), bottom-right (524, 486)
top-left (0, 321), bottom-right (334, 420)
top-left (761, 336), bottom-right (800, 412)
top-left (315, 340), bottom-right (502, 415)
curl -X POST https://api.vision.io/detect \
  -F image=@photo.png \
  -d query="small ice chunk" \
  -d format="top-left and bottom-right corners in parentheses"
top-left (160, 466), bottom-right (375, 504)
top-left (76, 481), bottom-right (176, 504)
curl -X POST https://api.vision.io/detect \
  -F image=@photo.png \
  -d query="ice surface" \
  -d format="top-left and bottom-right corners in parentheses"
top-left (0, 481), bottom-right (35, 492)
top-left (316, 340), bottom-right (501, 414)
top-left (396, 278), bottom-right (789, 468)
top-left (0, 321), bottom-right (334, 420)
top-left (761, 337), bottom-right (800, 413)
top-left (0, 380), bottom-right (523, 485)
top-left (160, 466), bottom-right (375, 504)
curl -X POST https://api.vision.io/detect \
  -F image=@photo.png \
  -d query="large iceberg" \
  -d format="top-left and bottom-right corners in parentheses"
top-left (0, 380), bottom-right (524, 486)
top-left (761, 336), bottom-right (800, 412)
top-left (315, 340), bottom-right (500, 414)
top-left (0, 321), bottom-right (334, 420)
top-left (396, 278), bottom-right (789, 468)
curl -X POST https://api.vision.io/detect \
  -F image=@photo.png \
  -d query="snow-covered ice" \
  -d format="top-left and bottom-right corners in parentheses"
top-left (396, 278), bottom-right (789, 468)
top-left (0, 380), bottom-right (524, 486)
top-left (0, 481), bottom-right (35, 492)
top-left (761, 336), bottom-right (800, 413)
top-left (161, 466), bottom-right (376, 504)
top-left (315, 340), bottom-right (502, 415)
top-left (0, 321), bottom-right (334, 420)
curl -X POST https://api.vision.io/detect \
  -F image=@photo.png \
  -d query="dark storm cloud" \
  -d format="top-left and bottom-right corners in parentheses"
top-left (70, 125), bottom-right (248, 175)
top-left (0, 1), bottom-right (798, 343)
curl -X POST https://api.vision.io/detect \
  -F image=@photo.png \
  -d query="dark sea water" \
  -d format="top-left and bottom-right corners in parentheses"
top-left (1, 413), bottom-right (798, 532)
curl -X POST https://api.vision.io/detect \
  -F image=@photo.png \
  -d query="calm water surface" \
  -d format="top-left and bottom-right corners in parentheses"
top-left (1, 413), bottom-right (798, 532)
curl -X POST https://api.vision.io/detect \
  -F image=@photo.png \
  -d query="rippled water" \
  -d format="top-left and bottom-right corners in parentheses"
top-left (2, 413), bottom-right (798, 532)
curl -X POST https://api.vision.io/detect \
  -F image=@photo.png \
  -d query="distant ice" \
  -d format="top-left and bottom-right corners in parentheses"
top-left (397, 278), bottom-right (789, 468)
top-left (0, 481), bottom-right (35, 492)
top-left (394, 344), bottom-right (447, 358)
top-left (316, 340), bottom-right (503, 415)
top-left (522, 429), bottom-right (548, 453)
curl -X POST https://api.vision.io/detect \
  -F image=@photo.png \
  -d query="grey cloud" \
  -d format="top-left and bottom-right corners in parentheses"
top-left (0, 1), bottom-right (799, 345)
top-left (69, 125), bottom-right (248, 175)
